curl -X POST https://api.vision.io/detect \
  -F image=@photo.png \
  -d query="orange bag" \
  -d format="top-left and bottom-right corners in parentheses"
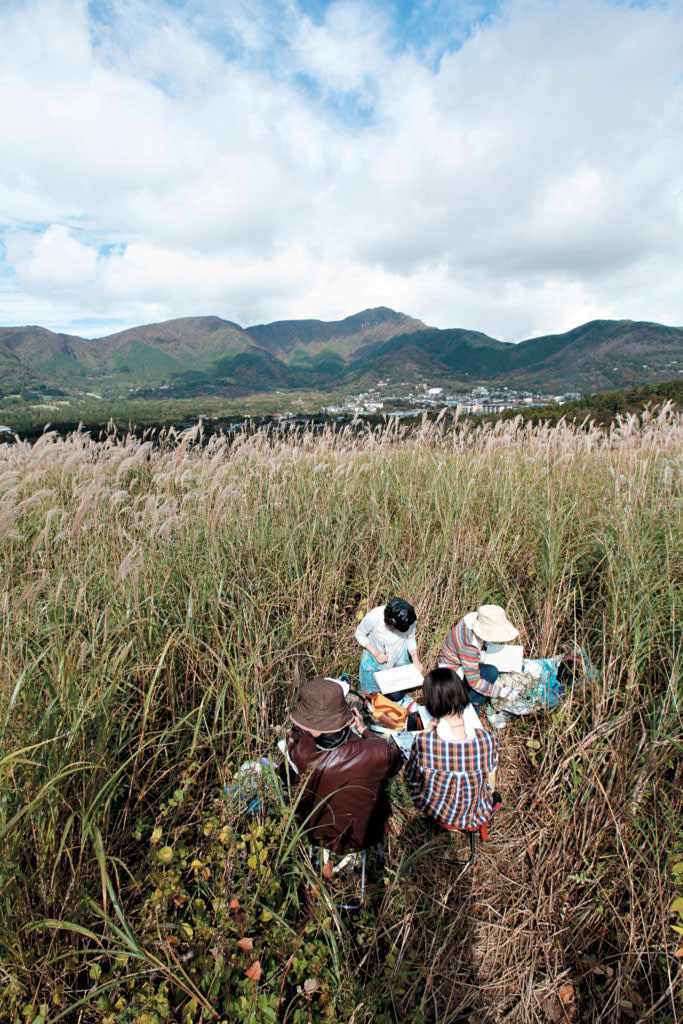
top-left (369, 693), bottom-right (415, 730)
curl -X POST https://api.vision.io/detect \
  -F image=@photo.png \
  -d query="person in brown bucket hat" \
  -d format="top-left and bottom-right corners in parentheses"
top-left (290, 676), bottom-right (356, 734)
top-left (287, 677), bottom-right (403, 854)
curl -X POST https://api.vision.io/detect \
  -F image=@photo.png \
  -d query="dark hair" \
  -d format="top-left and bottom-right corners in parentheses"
top-left (422, 668), bottom-right (470, 719)
top-left (384, 597), bottom-right (417, 632)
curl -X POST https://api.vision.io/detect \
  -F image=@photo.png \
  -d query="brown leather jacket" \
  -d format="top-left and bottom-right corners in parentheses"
top-left (287, 726), bottom-right (403, 853)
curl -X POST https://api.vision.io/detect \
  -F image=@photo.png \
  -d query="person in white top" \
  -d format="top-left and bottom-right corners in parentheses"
top-left (405, 668), bottom-right (501, 830)
top-left (435, 702), bottom-right (484, 742)
top-left (355, 597), bottom-right (424, 697)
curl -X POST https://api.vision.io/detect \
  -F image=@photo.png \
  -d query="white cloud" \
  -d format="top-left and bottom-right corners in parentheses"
top-left (7, 225), bottom-right (98, 291)
top-left (290, 1), bottom-right (392, 94)
top-left (0, 0), bottom-right (682, 341)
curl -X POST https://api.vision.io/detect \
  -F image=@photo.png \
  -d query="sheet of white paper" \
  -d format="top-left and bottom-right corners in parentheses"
top-left (479, 643), bottom-right (524, 673)
top-left (373, 664), bottom-right (424, 693)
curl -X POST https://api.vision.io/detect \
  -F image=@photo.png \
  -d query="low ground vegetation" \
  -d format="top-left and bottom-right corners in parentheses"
top-left (2, 378), bottom-right (682, 441)
top-left (488, 381), bottom-right (683, 429)
top-left (0, 408), bottom-right (681, 1022)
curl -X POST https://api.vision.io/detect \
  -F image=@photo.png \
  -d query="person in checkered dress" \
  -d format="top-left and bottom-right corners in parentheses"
top-left (405, 667), bottom-right (500, 830)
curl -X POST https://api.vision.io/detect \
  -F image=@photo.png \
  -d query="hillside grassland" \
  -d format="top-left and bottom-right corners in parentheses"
top-left (1, 378), bottom-right (682, 450)
top-left (0, 408), bottom-right (682, 1023)
top-left (0, 388), bottom-right (336, 436)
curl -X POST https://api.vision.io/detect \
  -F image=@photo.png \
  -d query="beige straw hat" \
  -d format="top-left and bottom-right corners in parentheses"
top-left (471, 605), bottom-right (519, 643)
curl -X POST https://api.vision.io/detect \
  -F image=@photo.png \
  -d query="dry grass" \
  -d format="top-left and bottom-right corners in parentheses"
top-left (0, 407), bottom-right (681, 1022)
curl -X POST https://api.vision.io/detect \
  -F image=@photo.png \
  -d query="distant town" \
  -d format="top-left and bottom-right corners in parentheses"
top-left (315, 381), bottom-right (581, 418)
top-left (6, 371), bottom-right (682, 442)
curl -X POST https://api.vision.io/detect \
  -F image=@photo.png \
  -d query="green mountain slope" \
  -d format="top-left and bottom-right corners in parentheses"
top-left (0, 327), bottom-right (100, 388)
top-left (347, 327), bottom-right (511, 383)
top-left (502, 319), bottom-right (683, 391)
top-left (1, 309), bottom-right (681, 399)
top-left (96, 316), bottom-right (251, 360)
top-left (347, 319), bottom-right (682, 391)
top-left (245, 307), bottom-right (427, 360)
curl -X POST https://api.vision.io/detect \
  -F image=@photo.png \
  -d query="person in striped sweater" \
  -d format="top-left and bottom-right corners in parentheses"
top-left (438, 604), bottom-right (521, 710)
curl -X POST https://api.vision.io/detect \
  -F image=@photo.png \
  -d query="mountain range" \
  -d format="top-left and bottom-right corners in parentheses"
top-left (1, 307), bottom-right (682, 398)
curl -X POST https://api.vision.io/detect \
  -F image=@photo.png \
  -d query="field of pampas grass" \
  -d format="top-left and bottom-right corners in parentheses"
top-left (1, 407), bottom-right (681, 1024)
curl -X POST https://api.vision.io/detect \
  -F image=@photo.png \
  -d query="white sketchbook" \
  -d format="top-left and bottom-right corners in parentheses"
top-left (373, 664), bottom-right (424, 694)
top-left (479, 643), bottom-right (524, 674)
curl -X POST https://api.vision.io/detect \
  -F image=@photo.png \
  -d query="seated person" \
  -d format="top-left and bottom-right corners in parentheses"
top-left (287, 676), bottom-right (403, 854)
top-left (438, 604), bottom-right (520, 709)
top-left (405, 668), bottom-right (500, 831)
top-left (355, 597), bottom-right (424, 697)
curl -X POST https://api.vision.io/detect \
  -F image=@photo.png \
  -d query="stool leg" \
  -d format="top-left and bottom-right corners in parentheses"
top-left (337, 848), bottom-right (367, 911)
top-left (308, 847), bottom-right (370, 912)
top-left (427, 819), bottom-right (476, 870)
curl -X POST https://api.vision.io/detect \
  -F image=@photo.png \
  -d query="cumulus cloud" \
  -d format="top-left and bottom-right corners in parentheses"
top-left (7, 226), bottom-right (98, 291)
top-left (290, 1), bottom-right (393, 94)
top-left (0, 0), bottom-right (682, 340)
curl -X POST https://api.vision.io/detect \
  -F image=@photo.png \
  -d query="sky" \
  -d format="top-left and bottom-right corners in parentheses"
top-left (0, 0), bottom-right (682, 342)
